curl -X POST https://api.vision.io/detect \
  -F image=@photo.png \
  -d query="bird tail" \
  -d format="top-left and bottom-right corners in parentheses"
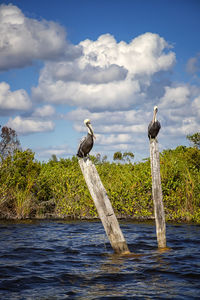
top-left (77, 151), bottom-right (84, 158)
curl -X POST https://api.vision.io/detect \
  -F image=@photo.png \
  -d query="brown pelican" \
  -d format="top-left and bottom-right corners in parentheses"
top-left (148, 106), bottom-right (161, 139)
top-left (77, 119), bottom-right (95, 158)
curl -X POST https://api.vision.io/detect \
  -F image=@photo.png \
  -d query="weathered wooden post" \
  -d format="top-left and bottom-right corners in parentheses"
top-left (79, 158), bottom-right (130, 254)
top-left (150, 139), bottom-right (166, 248)
top-left (148, 106), bottom-right (166, 249)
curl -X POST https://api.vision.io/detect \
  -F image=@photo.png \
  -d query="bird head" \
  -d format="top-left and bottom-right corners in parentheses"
top-left (154, 106), bottom-right (158, 112)
top-left (84, 119), bottom-right (96, 139)
top-left (153, 106), bottom-right (158, 122)
top-left (84, 119), bottom-right (91, 125)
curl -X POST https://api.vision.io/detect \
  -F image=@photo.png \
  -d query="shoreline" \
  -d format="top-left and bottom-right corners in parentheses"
top-left (0, 215), bottom-right (199, 225)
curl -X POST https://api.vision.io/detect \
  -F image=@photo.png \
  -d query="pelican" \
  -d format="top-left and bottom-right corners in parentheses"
top-left (148, 106), bottom-right (161, 139)
top-left (77, 119), bottom-right (95, 158)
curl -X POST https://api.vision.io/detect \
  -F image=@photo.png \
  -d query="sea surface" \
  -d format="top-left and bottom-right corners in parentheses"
top-left (0, 220), bottom-right (199, 299)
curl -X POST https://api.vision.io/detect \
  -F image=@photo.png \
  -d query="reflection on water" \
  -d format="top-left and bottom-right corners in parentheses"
top-left (0, 220), bottom-right (199, 299)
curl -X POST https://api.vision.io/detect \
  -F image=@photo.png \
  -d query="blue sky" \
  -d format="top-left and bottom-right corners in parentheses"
top-left (0, 0), bottom-right (200, 162)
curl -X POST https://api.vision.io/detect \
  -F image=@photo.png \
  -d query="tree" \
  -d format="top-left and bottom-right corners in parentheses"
top-left (0, 126), bottom-right (21, 159)
top-left (187, 132), bottom-right (200, 149)
top-left (51, 154), bottom-right (58, 162)
top-left (102, 155), bottom-right (108, 163)
top-left (113, 151), bottom-right (123, 161)
top-left (123, 151), bottom-right (134, 163)
top-left (113, 151), bottom-right (134, 163)
top-left (94, 153), bottom-right (108, 164)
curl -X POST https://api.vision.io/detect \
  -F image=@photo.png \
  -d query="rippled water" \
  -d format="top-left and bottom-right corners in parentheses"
top-left (0, 220), bottom-right (199, 299)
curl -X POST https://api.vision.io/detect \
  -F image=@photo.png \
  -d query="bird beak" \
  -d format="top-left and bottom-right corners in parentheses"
top-left (88, 123), bottom-right (96, 138)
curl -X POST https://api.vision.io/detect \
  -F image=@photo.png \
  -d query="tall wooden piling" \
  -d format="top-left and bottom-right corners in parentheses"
top-left (79, 158), bottom-right (130, 254)
top-left (150, 139), bottom-right (166, 248)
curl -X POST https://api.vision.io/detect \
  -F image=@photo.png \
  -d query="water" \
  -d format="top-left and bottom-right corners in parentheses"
top-left (0, 220), bottom-right (199, 299)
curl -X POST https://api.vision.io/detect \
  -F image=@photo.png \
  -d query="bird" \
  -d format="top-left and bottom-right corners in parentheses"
top-left (148, 106), bottom-right (161, 140)
top-left (77, 119), bottom-right (96, 158)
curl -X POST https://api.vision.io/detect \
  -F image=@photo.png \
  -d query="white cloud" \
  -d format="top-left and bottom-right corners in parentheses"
top-left (6, 116), bottom-right (55, 135)
top-left (32, 32), bottom-right (176, 110)
top-left (97, 133), bottom-right (132, 145)
top-left (155, 85), bottom-right (200, 139)
top-left (186, 53), bottom-right (200, 75)
top-left (80, 33), bottom-right (175, 76)
top-left (165, 117), bottom-right (199, 136)
top-left (159, 85), bottom-right (190, 109)
top-left (67, 107), bottom-right (149, 126)
top-left (69, 108), bottom-right (147, 134)
top-left (0, 82), bottom-right (31, 113)
top-left (51, 62), bottom-right (128, 84)
top-left (33, 77), bottom-right (141, 110)
top-left (0, 2), bottom-right (198, 161)
top-left (36, 145), bottom-right (73, 159)
top-left (0, 4), bottom-right (81, 71)
top-left (192, 96), bottom-right (200, 117)
top-left (32, 105), bottom-right (55, 117)
top-left (67, 83), bottom-right (200, 158)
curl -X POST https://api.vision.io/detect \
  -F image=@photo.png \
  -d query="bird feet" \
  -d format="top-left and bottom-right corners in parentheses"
top-left (83, 155), bottom-right (91, 162)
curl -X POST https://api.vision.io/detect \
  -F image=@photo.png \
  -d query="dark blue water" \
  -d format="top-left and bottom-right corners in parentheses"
top-left (0, 220), bottom-right (199, 299)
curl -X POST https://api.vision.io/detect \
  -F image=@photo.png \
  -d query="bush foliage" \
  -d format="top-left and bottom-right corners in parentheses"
top-left (0, 145), bottom-right (200, 222)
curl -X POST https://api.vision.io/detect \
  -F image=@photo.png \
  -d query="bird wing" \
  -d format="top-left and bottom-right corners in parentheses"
top-left (79, 136), bottom-right (86, 146)
top-left (77, 136), bottom-right (87, 151)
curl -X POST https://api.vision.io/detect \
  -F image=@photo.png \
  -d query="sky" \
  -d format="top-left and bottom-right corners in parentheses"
top-left (0, 0), bottom-right (200, 162)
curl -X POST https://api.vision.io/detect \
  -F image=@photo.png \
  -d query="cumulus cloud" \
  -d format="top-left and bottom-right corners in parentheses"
top-left (67, 108), bottom-right (148, 133)
top-left (51, 62), bottom-right (128, 84)
top-left (36, 145), bottom-right (73, 159)
top-left (66, 80), bottom-right (200, 157)
top-left (96, 133), bottom-right (132, 145)
top-left (6, 116), bottom-right (55, 135)
top-left (0, 3), bottom-right (198, 160)
top-left (192, 96), bottom-right (200, 117)
top-left (152, 84), bottom-right (200, 142)
top-left (159, 85), bottom-right (190, 109)
top-left (186, 53), bottom-right (200, 75)
top-left (32, 32), bottom-right (176, 111)
top-left (165, 117), bottom-right (199, 136)
top-left (0, 82), bottom-right (31, 114)
top-left (0, 4), bottom-right (81, 71)
top-left (33, 78), bottom-right (140, 110)
top-left (32, 105), bottom-right (55, 117)
top-left (79, 33), bottom-right (175, 76)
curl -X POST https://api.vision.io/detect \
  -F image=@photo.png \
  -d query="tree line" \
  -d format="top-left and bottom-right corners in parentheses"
top-left (0, 125), bottom-right (200, 222)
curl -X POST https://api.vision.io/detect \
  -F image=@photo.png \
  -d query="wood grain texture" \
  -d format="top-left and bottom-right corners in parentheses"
top-left (79, 158), bottom-right (130, 254)
top-left (150, 139), bottom-right (166, 248)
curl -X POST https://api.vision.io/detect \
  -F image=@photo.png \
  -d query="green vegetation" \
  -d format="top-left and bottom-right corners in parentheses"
top-left (0, 126), bottom-right (200, 222)
top-left (187, 132), bottom-right (200, 149)
top-left (0, 145), bottom-right (199, 223)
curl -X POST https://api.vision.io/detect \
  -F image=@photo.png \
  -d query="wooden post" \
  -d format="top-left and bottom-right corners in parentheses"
top-left (150, 139), bottom-right (166, 248)
top-left (79, 158), bottom-right (130, 254)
